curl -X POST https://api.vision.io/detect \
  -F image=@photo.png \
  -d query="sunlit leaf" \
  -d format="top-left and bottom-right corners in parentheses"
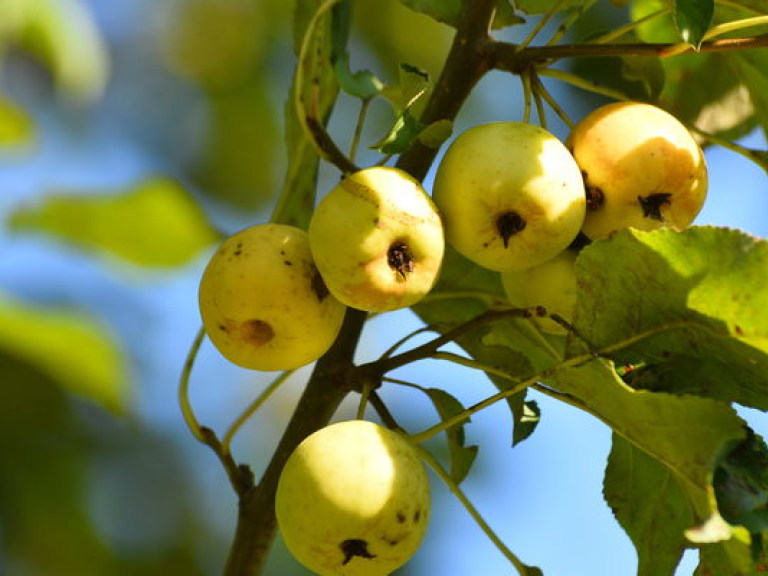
top-left (674, 0), bottom-right (714, 48)
top-left (0, 93), bottom-right (34, 149)
top-left (572, 227), bottom-right (768, 411)
top-left (271, 0), bottom-right (339, 230)
top-left (9, 178), bottom-right (220, 267)
top-left (0, 295), bottom-right (129, 413)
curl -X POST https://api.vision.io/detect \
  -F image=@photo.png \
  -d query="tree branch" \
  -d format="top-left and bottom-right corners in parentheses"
top-left (221, 2), bottom-right (503, 575)
top-left (396, 0), bottom-right (497, 180)
top-left (492, 33), bottom-right (768, 74)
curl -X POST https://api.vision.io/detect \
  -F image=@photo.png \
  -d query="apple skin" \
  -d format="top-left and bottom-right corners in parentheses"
top-left (567, 101), bottom-right (708, 240)
top-left (198, 223), bottom-right (346, 371)
top-left (431, 121), bottom-right (586, 272)
top-left (275, 420), bottom-right (430, 576)
top-left (308, 166), bottom-right (444, 313)
top-left (501, 248), bottom-right (579, 335)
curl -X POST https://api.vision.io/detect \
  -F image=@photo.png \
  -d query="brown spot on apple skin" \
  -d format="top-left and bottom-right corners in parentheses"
top-left (240, 319), bottom-right (274, 346)
top-left (310, 267), bottom-right (331, 302)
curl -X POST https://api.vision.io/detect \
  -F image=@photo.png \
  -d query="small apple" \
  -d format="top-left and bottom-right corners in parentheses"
top-left (567, 101), bottom-right (708, 240)
top-left (308, 166), bottom-right (444, 313)
top-left (275, 420), bottom-right (430, 576)
top-left (501, 247), bottom-right (579, 335)
top-left (431, 121), bottom-right (586, 272)
top-left (198, 223), bottom-right (346, 371)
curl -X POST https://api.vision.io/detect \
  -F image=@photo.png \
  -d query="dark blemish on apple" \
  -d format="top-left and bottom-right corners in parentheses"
top-left (284, 260), bottom-right (292, 266)
top-left (581, 171), bottom-right (604, 211)
top-left (241, 319), bottom-right (274, 346)
top-left (340, 539), bottom-right (376, 565)
top-left (496, 211), bottom-right (526, 248)
top-left (638, 192), bottom-right (672, 221)
top-left (413, 509), bottom-right (422, 523)
top-left (396, 511), bottom-right (406, 523)
top-left (310, 267), bottom-right (331, 301)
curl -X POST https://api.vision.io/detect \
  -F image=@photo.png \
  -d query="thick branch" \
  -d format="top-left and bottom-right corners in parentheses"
top-left (396, 0), bottom-right (497, 180)
top-left (493, 33), bottom-right (768, 73)
top-left (221, 3), bottom-right (502, 575)
top-left (223, 308), bottom-right (367, 576)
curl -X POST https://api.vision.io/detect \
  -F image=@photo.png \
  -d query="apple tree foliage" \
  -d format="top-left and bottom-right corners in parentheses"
top-left (1, 0), bottom-right (768, 575)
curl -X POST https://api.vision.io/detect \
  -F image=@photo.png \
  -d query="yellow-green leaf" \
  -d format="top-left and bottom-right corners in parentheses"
top-left (0, 294), bottom-right (129, 413)
top-left (9, 178), bottom-right (220, 267)
top-left (15, 0), bottom-right (110, 101)
top-left (0, 93), bottom-right (34, 149)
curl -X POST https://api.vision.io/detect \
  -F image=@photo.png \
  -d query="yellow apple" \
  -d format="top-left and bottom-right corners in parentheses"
top-left (501, 247), bottom-right (579, 335)
top-left (567, 101), bottom-right (708, 240)
top-left (198, 223), bottom-right (346, 371)
top-left (276, 420), bottom-right (430, 576)
top-left (308, 167), bottom-right (444, 313)
top-left (431, 121), bottom-right (586, 272)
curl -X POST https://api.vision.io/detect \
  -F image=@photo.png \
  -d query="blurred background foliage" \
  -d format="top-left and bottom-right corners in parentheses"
top-left (0, 1), bottom-right (766, 575)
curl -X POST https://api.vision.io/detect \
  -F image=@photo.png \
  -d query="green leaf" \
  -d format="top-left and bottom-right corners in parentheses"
top-left (17, 0), bottom-right (109, 100)
top-left (371, 109), bottom-right (425, 154)
top-left (417, 119), bottom-right (453, 148)
top-left (491, 1), bottom-right (525, 30)
top-left (413, 247), bottom-right (544, 443)
top-left (674, 0), bottom-right (714, 48)
top-left (271, 0), bottom-right (339, 230)
top-left (424, 388), bottom-right (479, 484)
top-left (631, 0), bottom-right (767, 141)
top-left (715, 429), bottom-right (768, 534)
top-left (553, 360), bottom-right (746, 545)
top-left (604, 435), bottom-right (692, 576)
top-left (620, 56), bottom-right (666, 101)
top-left (571, 227), bottom-right (768, 411)
top-left (512, 399), bottom-right (540, 446)
top-left (398, 0), bottom-right (521, 28)
top-left (0, 93), bottom-right (34, 149)
top-left (331, 0), bottom-right (383, 99)
top-left (398, 0), bottom-right (462, 26)
top-left (0, 295), bottom-right (129, 413)
top-left (8, 178), bottom-right (220, 267)
top-left (514, 0), bottom-right (593, 15)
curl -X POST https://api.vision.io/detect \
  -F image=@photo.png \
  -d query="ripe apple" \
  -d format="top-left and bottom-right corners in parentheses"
top-left (431, 121), bottom-right (586, 272)
top-left (567, 101), bottom-right (708, 240)
top-left (275, 420), bottom-right (430, 576)
top-left (501, 247), bottom-right (579, 335)
top-left (198, 223), bottom-right (346, 371)
top-left (308, 166), bottom-right (444, 313)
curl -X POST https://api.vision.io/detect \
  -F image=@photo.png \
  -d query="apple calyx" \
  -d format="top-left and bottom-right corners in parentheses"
top-left (387, 241), bottom-right (415, 280)
top-left (341, 539), bottom-right (376, 565)
top-left (496, 210), bottom-right (527, 248)
top-left (638, 192), bottom-right (673, 221)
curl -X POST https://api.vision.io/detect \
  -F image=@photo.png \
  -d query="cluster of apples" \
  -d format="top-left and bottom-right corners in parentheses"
top-left (436, 101), bottom-right (708, 334)
top-left (199, 101), bottom-right (708, 369)
top-left (196, 101), bottom-right (708, 575)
